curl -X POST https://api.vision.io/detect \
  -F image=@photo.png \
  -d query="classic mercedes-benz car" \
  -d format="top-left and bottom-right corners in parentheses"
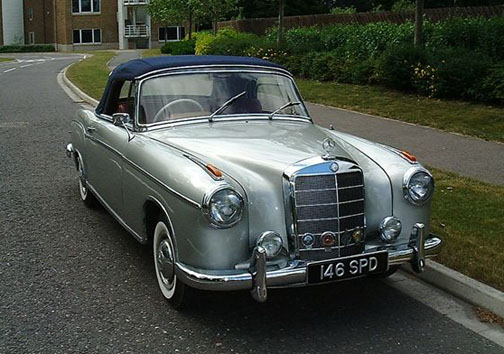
top-left (66, 55), bottom-right (442, 307)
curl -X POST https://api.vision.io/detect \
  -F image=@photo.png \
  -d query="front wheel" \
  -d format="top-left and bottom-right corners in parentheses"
top-left (76, 153), bottom-right (97, 208)
top-left (153, 218), bottom-right (186, 308)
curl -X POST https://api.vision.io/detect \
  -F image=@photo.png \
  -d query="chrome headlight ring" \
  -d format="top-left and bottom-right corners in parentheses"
top-left (403, 168), bottom-right (435, 206)
top-left (202, 185), bottom-right (244, 229)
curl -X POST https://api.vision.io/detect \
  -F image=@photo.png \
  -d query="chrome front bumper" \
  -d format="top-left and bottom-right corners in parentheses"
top-left (175, 224), bottom-right (442, 302)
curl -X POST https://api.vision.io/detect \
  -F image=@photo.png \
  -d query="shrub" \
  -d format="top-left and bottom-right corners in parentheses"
top-left (0, 44), bottom-right (55, 53)
top-left (161, 39), bottom-right (195, 55)
top-left (426, 48), bottom-right (492, 100)
top-left (391, 0), bottom-right (415, 12)
top-left (195, 28), bottom-right (261, 56)
top-left (194, 31), bottom-right (216, 55)
top-left (375, 44), bottom-right (428, 91)
top-left (475, 65), bottom-right (504, 105)
top-left (330, 6), bottom-right (357, 15)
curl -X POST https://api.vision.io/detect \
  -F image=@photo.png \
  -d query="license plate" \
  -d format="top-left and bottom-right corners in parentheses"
top-left (307, 251), bottom-right (389, 284)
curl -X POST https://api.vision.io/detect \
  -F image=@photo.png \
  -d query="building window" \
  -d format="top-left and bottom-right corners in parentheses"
top-left (72, 0), bottom-right (100, 14)
top-left (73, 29), bottom-right (102, 44)
top-left (28, 8), bottom-right (34, 21)
top-left (28, 32), bottom-right (35, 45)
top-left (158, 26), bottom-right (185, 42)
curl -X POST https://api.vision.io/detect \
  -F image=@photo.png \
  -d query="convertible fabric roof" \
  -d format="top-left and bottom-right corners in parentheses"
top-left (96, 55), bottom-right (285, 114)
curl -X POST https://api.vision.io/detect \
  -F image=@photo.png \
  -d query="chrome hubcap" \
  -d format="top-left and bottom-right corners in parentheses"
top-left (157, 238), bottom-right (174, 286)
top-left (78, 159), bottom-right (87, 198)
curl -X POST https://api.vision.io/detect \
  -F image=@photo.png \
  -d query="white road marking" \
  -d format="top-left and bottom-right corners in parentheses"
top-left (4, 68), bottom-right (16, 73)
top-left (20, 64), bottom-right (32, 68)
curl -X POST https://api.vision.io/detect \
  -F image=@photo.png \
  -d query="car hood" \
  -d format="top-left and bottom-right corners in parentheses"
top-left (146, 120), bottom-right (353, 176)
top-left (145, 119), bottom-right (392, 245)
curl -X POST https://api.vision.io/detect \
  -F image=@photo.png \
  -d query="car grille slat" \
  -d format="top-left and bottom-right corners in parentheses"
top-left (293, 170), bottom-right (365, 259)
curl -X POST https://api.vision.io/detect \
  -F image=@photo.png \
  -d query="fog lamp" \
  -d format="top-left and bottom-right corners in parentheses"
top-left (379, 216), bottom-right (402, 243)
top-left (321, 231), bottom-right (336, 247)
top-left (352, 229), bottom-right (363, 243)
top-left (257, 231), bottom-right (283, 258)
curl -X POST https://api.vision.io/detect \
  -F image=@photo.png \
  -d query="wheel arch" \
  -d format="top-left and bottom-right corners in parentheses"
top-left (144, 196), bottom-right (177, 252)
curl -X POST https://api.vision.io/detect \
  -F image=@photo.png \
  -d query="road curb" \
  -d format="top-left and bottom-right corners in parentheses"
top-left (61, 61), bottom-right (504, 320)
top-left (61, 62), bottom-right (99, 107)
top-left (402, 261), bottom-right (504, 318)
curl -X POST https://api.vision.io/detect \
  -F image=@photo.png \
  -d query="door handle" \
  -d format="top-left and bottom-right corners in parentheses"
top-left (86, 126), bottom-right (96, 133)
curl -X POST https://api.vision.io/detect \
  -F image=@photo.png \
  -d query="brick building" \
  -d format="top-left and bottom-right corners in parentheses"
top-left (2, 0), bottom-right (184, 51)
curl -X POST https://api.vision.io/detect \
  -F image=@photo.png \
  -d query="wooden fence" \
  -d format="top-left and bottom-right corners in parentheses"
top-left (218, 5), bottom-right (504, 35)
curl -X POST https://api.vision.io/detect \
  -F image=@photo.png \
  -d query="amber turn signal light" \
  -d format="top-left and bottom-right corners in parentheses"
top-left (206, 164), bottom-right (223, 178)
top-left (401, 150), bottom-right (417, 162)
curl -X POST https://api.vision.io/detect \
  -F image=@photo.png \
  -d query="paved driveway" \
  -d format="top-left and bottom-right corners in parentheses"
top-left (0, 54), bottom-right (502, 353)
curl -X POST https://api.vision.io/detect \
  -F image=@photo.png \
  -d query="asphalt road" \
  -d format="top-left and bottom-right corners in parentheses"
top-left (0, 54), bottom-right (502, 354)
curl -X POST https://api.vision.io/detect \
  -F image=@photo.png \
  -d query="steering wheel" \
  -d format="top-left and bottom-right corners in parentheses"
top-left (152, 99), bottom-right (205, 123)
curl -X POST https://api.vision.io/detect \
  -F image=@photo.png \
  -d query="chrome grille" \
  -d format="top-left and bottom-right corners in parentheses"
top-left (293, 170), bottom-right (365, 259)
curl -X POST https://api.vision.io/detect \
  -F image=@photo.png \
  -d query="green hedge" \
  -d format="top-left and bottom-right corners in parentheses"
top-left (161, 39), bottom-right (196, 55)
top-left (195, 18), bottom-right (504, 105)
top-left (0, 44), bottom-right (55, 53)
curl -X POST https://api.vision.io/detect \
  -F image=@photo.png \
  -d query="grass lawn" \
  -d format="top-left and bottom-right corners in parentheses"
top-left (430, 168), bottom-right (504, 291)
top-left (0, 57), bottom-right (14, 62)
top-left (141, 49), bottom-right (163, 58)
top-left (297, 79), bottom-right (504, 143)
top-left (66, 51), bottom-right (115, 100)
top-left (65, 53), bottom-right (504, 290)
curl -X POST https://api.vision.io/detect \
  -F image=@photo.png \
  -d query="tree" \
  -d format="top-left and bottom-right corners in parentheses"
top-left (198, 0), bottom-right (238, 35)
top-left (148, 0), bottom-right (199, 40)
top-left (414, 0), bottom-right (424, 46)
top-left (277, 0), bottom-right (285, 45)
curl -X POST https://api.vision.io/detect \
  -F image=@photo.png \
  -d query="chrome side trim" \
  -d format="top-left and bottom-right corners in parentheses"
top-left (84, 133), bottom-right (201, 209)
top-left (135, 64), bottom-right (292, 80)
top-left (87, 183), bottom-right (145, 243)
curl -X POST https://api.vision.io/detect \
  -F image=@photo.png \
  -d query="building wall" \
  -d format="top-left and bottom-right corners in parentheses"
top-left (24, 0), bottom-right (55, 44)
top-left (0, 0), bottom-right (3, 46)
top-left (2, 0), bottom-right (24, 45)
top-left (53, 0), bottom-right (118, 51)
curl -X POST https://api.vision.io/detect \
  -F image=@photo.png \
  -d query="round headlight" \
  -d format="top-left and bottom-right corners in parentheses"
top-left (204, 187), bottom-right (243, 228)
top-left (403, 169), bottom-right (434, 205)
top-left (379, 216), bottom-right (402, 242)
top-left (257, 231), bottom-right (283, 258)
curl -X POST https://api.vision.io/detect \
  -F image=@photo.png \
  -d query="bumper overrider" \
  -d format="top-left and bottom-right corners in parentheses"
top-left (175, 223), bottom-right (442, 302)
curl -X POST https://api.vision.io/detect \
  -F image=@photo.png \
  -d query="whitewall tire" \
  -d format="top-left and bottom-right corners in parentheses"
top-left (153, 218), bottom-right (186, 308)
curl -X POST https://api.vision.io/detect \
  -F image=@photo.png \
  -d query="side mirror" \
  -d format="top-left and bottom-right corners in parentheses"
top-left (112, 113), bottom-right (131, 126)
top-left (112, 113), bottom-right (135, 142)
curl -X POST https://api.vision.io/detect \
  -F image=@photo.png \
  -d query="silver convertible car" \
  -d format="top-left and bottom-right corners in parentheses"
top-left (66, 55), bottom-right (442, 307)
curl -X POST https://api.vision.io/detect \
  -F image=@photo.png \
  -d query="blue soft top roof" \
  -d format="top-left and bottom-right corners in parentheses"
top-left (111, 55), bottom-right (284, 80)
top-left (96, 55), bottom-right (285, 114)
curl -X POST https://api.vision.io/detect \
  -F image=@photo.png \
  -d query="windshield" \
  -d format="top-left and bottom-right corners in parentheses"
top-left (138, 71), bottom-right (308, 125)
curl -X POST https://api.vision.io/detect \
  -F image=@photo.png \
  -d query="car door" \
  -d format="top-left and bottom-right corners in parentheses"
top-left (84, 81), bottom-right (134, 218)
top-left (84, 114), bottom-right (127, 217)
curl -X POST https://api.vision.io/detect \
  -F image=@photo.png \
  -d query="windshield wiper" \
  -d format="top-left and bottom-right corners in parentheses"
top-left (209, 91), bottom-right (247, 122)
top-left (268, 101), bottom-right (302, 120)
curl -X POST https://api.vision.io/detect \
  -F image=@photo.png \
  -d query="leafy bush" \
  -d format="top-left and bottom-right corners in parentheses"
top-left (426, 48), bottom-right (492, 100)
top-left (375, 45), bottom-right (428, 90)
top-left (0, 44), bottom-right (55, 53)
top-left (391, 0), bottom-right (415, 12)
top-left (475, 65), bottom-right (504, 105)
top-left (161, 39), bottom-right (196, 55)
top-left (194, 31), bottom-right (216, 55)
top-left (195, 28), bottom-right (261, 56)
top-left (330, 6), bottom-right (357, 15)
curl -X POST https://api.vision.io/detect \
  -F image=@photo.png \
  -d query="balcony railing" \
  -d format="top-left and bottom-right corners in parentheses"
top-left (124, 25), bottom-right (150, 38)
top-left (124, 0), bottom-right (148, 5)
